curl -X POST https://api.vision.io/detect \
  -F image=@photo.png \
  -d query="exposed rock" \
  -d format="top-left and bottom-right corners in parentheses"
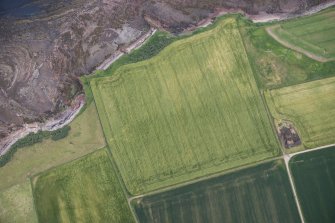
top-left (0, 0), bottom-right (333, 143)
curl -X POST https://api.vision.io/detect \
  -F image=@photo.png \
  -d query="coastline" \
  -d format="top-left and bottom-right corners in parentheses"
top-left (0, 94), bottom-right (85, 156)
top-left (96, 28), bottom-right (157, 71)
top-left (1, 1), bottom-right (334, 159)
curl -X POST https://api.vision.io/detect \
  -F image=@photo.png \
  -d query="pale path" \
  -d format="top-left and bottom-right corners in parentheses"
top-left (129, 143), bottom-right (335, 223)
top-left (289, 143), bottom-right (335, 158)
top-left (283, 143), bottom-right (335, 223)
top-left (283, 154), bottom-right (305, 223)
top-left (266, 26), bottom-right (334, 63)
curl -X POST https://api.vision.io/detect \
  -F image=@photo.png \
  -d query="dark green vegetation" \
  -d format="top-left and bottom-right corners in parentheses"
top-left (93, 31), bottom-right (176, 79)
top-left (133, 160), bottom-right (301, 223)
top-left (32, 148), bottom-right (134, 223)
top-left (290, 146), bottom-right (335, 223)
top-left (50, 126), bottom-right (71, 141)
top-left (0, 126), bottom-right (71, 167)
top-left (238, 13), bottom-right (335, 89)
top-left (91, 17), bottom-right (279, 195)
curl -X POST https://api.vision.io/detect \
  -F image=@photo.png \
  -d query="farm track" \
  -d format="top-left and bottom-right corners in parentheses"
top-left (288, 143), bottom-right (335, 158)
top-left (132, 159), bottom-right (301, 223)
top-left (283, 143), bottom-right (335, 223)
top-left (128, 142), bottom-right (335, 202)
top-left (129, 143), bottom-right (335, 223)
top-left (266, 25), bottom-right (334, 62)
top-left (284, 154), bottom-right (305, 223)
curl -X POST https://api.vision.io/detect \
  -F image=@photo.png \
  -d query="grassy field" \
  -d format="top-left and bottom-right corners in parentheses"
top-left (268, 7), bottom-right (335, 61)
top-left (265, 76), bottom-right (335, 149)
top-left (0, 102), bottom-right (105, 191)
top-left (132, 159), bottom-right (300, 223)
top-left (290, 146), bottom-right (335, 223)
top-left (32, 148), bottom-right (134, 223)
top-left (0, 181), bottom-right (38, 223)
top-left (237, 16), bottom-right (335, 90)
top-left (91, 17), bottom-right (280, 195)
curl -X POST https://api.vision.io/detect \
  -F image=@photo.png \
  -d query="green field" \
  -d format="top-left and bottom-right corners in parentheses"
top-left (91, 17), bottom-right (280, 195)
top-left (0, 181), bottom-right (37, 223)
top-left (32, 148), bottom-right (134, 223)
top-left (265, 76), bottom-right (335, 149)
top-left (0, 102), bottom-right (105, 191)
top-left (290, 146), bottom-right (335, 223)
top-left (268, 7), bottom-right (335, 61)
top-left (132, 159), bottom-right (300, 223)
top-left (237, 15), bottom-right (335, 90)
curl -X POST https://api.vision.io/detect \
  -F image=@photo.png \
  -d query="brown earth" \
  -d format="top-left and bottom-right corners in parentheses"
top-left (0, 0), bottom-right (332, 141)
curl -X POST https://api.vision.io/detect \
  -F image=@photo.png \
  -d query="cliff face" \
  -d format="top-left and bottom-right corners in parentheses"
top-left (0, 0), bottom-right (331, 139)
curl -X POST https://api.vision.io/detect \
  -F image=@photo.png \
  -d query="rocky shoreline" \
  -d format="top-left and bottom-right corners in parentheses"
top-left (1, 0), bottom-right (334, 158)
top-left (0, 94), bottom-right (84, 156)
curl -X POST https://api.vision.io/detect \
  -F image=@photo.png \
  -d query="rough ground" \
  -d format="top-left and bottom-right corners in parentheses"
top-left (0, 0), bottom-right (332, 145)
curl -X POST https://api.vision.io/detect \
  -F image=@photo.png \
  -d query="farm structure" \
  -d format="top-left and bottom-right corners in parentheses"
top-left (265, 76), bottom-right (335, 150)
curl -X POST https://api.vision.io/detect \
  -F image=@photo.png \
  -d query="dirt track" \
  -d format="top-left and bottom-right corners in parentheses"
top-left (266, 25), bottom-right (333, 62)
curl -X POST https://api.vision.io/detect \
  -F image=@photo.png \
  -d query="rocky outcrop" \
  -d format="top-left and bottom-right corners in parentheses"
top-left (0, 0), bottom-right (333, 143)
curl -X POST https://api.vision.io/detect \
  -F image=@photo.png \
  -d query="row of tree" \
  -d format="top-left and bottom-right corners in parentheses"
top-left (0, 126), bottom-right (71, 167)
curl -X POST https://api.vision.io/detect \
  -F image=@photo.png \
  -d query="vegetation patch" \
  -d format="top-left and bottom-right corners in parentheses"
top-left (290, 146), bottom-right (335, 223)
top-left (92, 31), bottom-right (176, 80)
top-left (0, 126), bottom-right (71, 167)
top-left (91, 17), bottom-right (279, 195)
top-left (32, 148), bottom-right (134, 223)
top-left (0, 181), bottom-right (37, 223)
top-left (50, 126), bottom-right (71, 141)
top-left (265, 76), bottom-right (335, 150)
top-left (132, 160), bottom-right (300, 223)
